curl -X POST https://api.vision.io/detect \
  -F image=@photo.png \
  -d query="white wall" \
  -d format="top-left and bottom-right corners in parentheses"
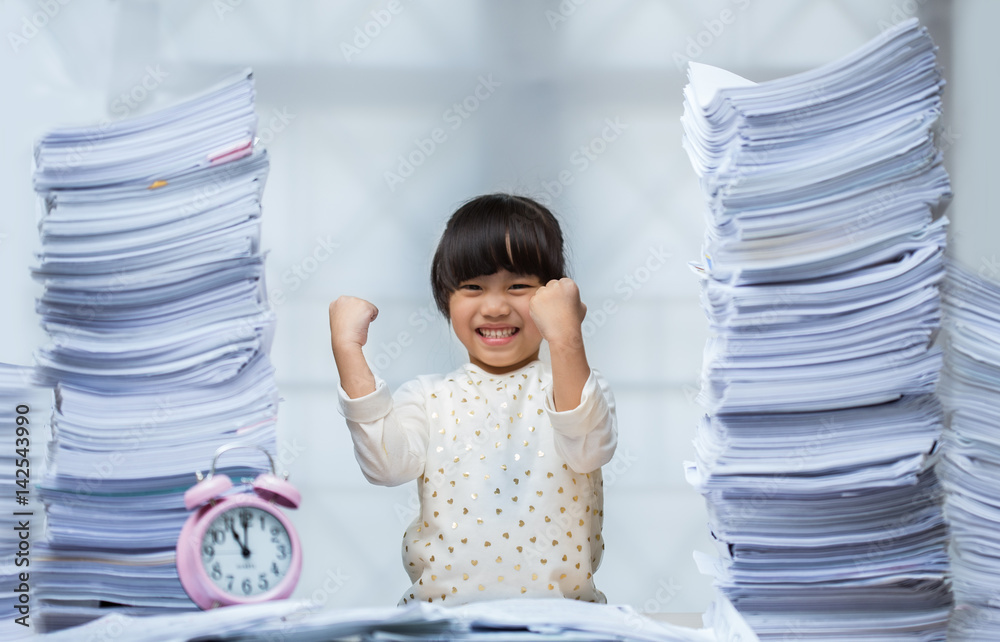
top-left (0, 0), bottom-right (991, 616)
top-left (946, 0), bottom-right (1000, 278)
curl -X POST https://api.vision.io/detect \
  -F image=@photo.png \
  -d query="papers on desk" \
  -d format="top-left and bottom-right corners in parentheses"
top-left (682, 18), bottom-right (951, 640)
top-left (30, 69), bottom-right (279, 629)
top-left (938, 263), bottom-right (1000, 640)
top-left (39, 597), bottom-right (750, 641)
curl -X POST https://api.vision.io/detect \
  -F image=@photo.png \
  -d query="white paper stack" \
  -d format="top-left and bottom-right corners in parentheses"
top-left (29, 69), bottom-right (279, 630)
top-left (682, 19), bottom-right (952, 640)
top-left (0, 364), bottom-right (51, 640)
top-left (38, 597), bottom-right (755, 642)
top-left (938, 263), bottom-right (1000, 640)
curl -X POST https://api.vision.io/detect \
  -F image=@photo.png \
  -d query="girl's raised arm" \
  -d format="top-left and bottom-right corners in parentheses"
top-left (329, 295), bottom-right (379, 398)
top-left (528, 278), bottom-right (590, 411)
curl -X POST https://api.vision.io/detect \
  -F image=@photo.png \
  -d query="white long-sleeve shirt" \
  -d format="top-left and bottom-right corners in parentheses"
top-left (337, 359), bottom-right (617, 605)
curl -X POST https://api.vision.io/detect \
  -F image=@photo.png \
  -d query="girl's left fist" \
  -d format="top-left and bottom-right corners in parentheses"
top-left (528, 278), bottom-right (587, 345)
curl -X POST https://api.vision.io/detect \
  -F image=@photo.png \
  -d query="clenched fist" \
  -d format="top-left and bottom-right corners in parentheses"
top-left (528, 278), bottom-right (587, 348)
top-left (329, 295), bottom-right (379, 352)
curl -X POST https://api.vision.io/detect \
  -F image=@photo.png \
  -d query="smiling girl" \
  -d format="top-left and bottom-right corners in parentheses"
top-left (329, 193), bottom-right (617, 605)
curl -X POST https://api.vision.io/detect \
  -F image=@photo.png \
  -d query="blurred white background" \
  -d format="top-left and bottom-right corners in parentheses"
top-left (0, 0), bottom-right (996, 615)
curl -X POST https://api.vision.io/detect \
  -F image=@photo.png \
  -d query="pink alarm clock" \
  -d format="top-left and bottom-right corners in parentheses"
top-left (176, 444), bottom-right (302, 609)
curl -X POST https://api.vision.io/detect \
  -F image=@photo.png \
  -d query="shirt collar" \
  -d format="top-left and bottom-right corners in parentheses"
top-left (449, 360), bottom-right (546, 392)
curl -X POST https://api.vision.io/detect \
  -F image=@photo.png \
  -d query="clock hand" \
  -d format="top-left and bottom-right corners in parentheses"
top-left (231, 525), bottom-right (249, 557)
top-left (240, 511), bottom-right (252, 558)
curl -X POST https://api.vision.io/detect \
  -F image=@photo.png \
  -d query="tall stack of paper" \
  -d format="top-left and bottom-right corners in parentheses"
top-left (938, 264), bottom-right (1000, 640)
top-left (30, 69), bottom-right (279, 629)
top-left (681, 19), bottom-right (952, 639)
top-left (0, 364), bottom-right (51, 639)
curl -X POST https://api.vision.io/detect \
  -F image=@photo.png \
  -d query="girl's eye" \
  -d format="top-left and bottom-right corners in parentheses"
top-left (510, 284), bottom-right (533, 290)
top-left (459, 284), bottom-right (481, 291)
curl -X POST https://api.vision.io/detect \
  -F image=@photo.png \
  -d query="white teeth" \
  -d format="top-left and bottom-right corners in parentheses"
top-left (480, 328), bottom-right (516, 338)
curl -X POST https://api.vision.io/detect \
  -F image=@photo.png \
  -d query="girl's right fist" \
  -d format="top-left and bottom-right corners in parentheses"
top-left (329, 296), bottom-right (378, 350)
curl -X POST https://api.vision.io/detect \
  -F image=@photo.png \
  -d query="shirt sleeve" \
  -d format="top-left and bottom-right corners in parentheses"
top-left (337, 376), bottom-right (429, 487)
top-left (543, 368), bottom-right (618, 474)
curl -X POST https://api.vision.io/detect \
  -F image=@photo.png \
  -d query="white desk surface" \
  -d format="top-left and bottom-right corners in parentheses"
top-left (644, 612), bottom-right (705, 628)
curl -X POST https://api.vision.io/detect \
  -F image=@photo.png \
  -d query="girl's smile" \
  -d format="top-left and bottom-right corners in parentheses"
top-left (449, 270), bottom-right (544, 374)
top-left (476, 325), bottom-right (519, 344)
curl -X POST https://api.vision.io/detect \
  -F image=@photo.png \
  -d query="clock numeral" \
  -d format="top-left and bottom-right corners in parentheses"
top-left (198, 506), bottom-right (295, 600)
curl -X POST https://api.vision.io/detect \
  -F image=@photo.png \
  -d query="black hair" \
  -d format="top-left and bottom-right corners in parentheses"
top-left (431, 193), bottom-right (566, 320)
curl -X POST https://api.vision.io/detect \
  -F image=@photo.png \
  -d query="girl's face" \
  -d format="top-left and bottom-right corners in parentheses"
top-left (449, 269), bottom-right (544, 375)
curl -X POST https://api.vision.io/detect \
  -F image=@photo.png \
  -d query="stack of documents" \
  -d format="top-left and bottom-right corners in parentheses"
top-left (682, 19), bottom-right (952, 639)
top-left (938, 263), bottom-right (1000, 640)
top-left (29, 69), bottom-right (279, 629)
top-left (40, 596), bottom-right (757, 642)
top-left (0, 364), bottom-right (51, 640)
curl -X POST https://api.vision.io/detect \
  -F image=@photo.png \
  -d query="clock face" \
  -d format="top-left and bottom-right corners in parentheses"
top-left (199, 505), bottom-right (294, 598)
